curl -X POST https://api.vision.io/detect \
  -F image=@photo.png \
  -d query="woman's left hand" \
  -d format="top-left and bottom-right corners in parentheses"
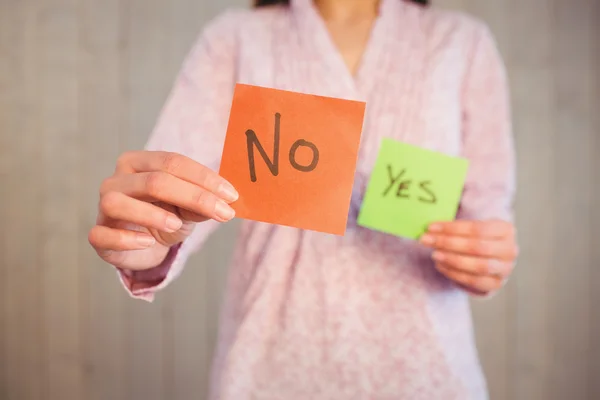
top-left (419, 219), bottom-right (518, 296)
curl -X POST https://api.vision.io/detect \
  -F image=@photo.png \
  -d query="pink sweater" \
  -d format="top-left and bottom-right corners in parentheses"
top-left (118, 0), bottom-right (515, 398)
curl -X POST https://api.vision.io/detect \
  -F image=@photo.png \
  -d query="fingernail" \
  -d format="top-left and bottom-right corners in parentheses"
top-left (420, 234), bottom-right (435, 246)
top-left (428, 224), bottom-right (442, 232)
top-left (165, 216), bottom-right (183, 232)
top-left (432, 251), bottom-right (445, 262)
top-left (218, 181), bottom-right (239, 203)
top-left (136, 235), bottom-right (156, 247)
top-left (215, 200), bottom-right (235, 221)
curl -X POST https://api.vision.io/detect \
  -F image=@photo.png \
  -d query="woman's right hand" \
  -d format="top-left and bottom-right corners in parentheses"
top-left (88, 151), bottom-right (239, 271)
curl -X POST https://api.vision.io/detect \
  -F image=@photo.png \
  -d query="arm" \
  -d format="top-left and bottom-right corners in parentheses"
top-left (456, 23), bottom-right (516, 297)
top-left (118, 12), bottom-right (240, 302)
top-left (457, 23), bottom-right (516, 223)
top-left (422, 22), bottom-right (517, 298)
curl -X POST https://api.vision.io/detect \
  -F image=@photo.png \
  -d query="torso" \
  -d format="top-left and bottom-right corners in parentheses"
top-left (207, 1), bottom-right (490, 398)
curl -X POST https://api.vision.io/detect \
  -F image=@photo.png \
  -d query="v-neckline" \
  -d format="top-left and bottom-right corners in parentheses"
top-left (291, 0), bottom-right (400, 99)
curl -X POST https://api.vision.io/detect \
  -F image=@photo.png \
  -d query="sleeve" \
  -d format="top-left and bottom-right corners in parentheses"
top-left (455, 23), bottom-right (516, 299)
top-left (117, 11), bottom-right (240, 302)
top-left (456, 23), bottom-right (516, 223)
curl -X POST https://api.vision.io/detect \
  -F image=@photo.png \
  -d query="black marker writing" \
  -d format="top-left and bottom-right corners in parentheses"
top-left (289, 139), bottom-right (319, 172)
top-left (396, 180), bottom-right (411, 198)
top-left (245, 112), bottom-right (280, 182)
top-left (383, 165), bottom-right (406, 196)
top-left (418, 181), bottom-right (436, 204)
top-left (246, 112), bottom-right (320, 182)
top-left (383, 165), bottom-right (437, 204)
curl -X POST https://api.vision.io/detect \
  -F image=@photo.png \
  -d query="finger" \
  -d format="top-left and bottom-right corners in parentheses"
top-left (436, 262), bottom-right (504, 293)
top-left (156, 202), bottom-right (210, 224)
top-left (427, 219), bottom-right (514, 239)
top-left (100, 192), bottom-right (184, 233)
top-left (177, 208), bottom-right (211, 223)
top-left (88, 225), bottom-right (156, 253)
top-left (115, 151), bottom-right (238, 202)
top-left (431, 251), bottom-right (513, 277)
top-left (420, 234), bottom-right (516, 261)
top-left (101, 172), bottom-right (235, 222)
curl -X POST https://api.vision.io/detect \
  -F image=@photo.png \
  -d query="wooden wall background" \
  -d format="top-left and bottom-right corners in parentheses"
top-left (0, 0), bottom-right (598, 399)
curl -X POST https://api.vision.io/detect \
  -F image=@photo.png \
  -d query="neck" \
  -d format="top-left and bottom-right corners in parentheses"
top-left (314, 0), bottom-right (380, 22)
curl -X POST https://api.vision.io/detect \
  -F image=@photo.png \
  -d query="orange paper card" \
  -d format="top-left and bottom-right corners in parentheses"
top-left (219, 84), bottom-right (366, 235)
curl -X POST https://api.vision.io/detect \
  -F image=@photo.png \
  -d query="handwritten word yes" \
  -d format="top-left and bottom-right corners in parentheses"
top-left (382, 164), bottom-right (437, 204)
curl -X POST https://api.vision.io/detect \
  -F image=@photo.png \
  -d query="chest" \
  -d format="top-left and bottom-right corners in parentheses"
top-left (242, 50), bottom-right (464, 161)
top-left (234, 10), bottom-right (469, 222)
top-left (323, 18), bottom-right (375, 77)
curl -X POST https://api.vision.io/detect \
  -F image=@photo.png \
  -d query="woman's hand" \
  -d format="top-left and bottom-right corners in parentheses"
top-left (419, 219), bottom-right (518, 296)
top-left (88, 151), bottom-right (238, 271)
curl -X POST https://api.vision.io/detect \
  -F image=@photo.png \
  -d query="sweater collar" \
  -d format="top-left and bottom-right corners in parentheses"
top-left (288, 0), bottom-right (405, 99)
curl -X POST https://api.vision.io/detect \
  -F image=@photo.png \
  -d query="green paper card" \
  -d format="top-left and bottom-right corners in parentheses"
top-left (357, 138), bottom-right (469, 239)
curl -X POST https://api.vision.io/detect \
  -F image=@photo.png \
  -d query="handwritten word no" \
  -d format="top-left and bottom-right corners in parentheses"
top-left (245, 113), bottom-right (320, 182)
top-left (383, 165), bottom-right (436, 204)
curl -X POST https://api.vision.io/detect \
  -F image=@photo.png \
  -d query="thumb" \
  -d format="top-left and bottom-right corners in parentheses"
top-left (150, 219), bottom-right (195, 248)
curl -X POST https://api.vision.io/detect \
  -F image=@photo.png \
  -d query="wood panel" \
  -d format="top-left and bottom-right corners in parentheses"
top-left (1, 1), bottom-right (44, 399)
top-left (38, 1), bottom-right (85, 398)
top-left (509, 0), bottom-right (556, 398)
top-left (590, 1), bottom-right (600, 398)
top-left (79, 0), bottom-right (129, 399)
top-left (550, 2), bottom-right (595, 398)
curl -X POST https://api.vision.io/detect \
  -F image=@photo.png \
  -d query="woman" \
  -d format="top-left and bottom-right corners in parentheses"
top-left (89, 0), bottom-right (518, 398)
